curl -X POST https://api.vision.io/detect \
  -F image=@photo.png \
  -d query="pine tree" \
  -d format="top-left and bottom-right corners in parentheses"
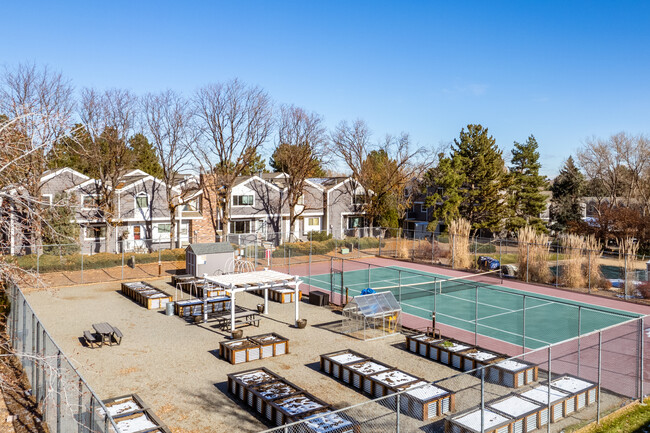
top-left (42, 192), bottom-right (80, 254)
top-left (426, 125), bottom-right (506, 233)
top-left (550, 156), bottom-right (585, 232)
top-left (47, 124), bottom-right (96, 176)
top-left (507, 135), bottom-right (548, 232)
top-left (129, 133), bottom-right (163, 178)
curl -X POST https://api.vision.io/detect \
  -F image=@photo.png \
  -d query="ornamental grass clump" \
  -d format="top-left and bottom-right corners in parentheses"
top-left (516, 226), bottom-right (552, 283)
top-left (449, 218), bottom-right (471, 269)
top-left (560, 234), bottom-right (586, 288)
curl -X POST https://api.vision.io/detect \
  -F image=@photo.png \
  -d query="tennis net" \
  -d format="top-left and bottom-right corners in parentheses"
top-left (372, 270), bottom-right (502, 301)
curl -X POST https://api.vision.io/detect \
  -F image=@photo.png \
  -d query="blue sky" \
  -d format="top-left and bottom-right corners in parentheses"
top-left (3, 1), bottom-right (649, 177)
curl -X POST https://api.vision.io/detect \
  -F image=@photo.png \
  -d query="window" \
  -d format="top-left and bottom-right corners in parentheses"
top-left (157, 223), bottom-right (171, 234)
top-left (136, 194), bottom-right (149, 209)
top-left (308, 217), bottom-right (319, 226)
top-left (233, 195), bottom-right (254, 206)
top-left (182, 199), bottom-right (197, 212)
top-left (82, 194), bottom-right (100, 208)
top-left (230, 220), bottom-right (251, 234)
top-left (348, 217), bottom-right (364, 229)
top-left (86, 226), bottom-right (106, 239)
top-left (353, 194), bottom-right (365, 205)
top-left (133, 226), bottom-right (141, 240)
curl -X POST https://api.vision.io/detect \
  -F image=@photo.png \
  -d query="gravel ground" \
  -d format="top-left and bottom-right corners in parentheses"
top-left (24, 278), bottom-right (627, 433)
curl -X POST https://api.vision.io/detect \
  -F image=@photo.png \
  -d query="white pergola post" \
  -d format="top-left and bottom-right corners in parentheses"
top-left (230, 284), bottom-right (236, 333)
top-left (263, 286), bottom-right (269, 315)
top-left (294, 277), bottom-right (301, 326)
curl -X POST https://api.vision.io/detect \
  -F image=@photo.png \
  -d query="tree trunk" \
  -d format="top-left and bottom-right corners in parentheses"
top-left (222, 187), bottom-right (231, 241)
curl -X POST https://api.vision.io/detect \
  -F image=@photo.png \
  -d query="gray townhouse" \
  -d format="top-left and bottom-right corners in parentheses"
top-left (2, 167), bottom-right (203, 255)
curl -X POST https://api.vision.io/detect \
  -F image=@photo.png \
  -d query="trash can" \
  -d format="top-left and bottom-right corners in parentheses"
top-left (165, 301), bottom-right (175, 316)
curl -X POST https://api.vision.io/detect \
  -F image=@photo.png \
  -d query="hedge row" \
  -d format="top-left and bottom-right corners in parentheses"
top-left (15, 249), bottom-right (186, 273)
top-left (271, 237), bottom-right (385, 258)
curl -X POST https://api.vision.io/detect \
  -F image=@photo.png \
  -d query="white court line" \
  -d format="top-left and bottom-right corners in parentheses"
top-left (439, 291), bottom-right (514, 312)
top-left (477, 301), bottom-right (556, 322)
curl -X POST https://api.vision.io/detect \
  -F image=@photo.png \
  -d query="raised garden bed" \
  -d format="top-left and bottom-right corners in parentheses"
top-left (396, 381), bottom-right (455, 420)
top-left (446, 407), bottom-right (513, 433)
top-left (405, 334), bottom-right (443, 358)
top-left (433, 339), bottom-right (472, 368)
top-left (550, 375), bottom-right (598, 413)
top-left (120, 282), bottom-right (172, 310)
top-left (461, 348), bottom-right (505, 374)
top-left (248, 379), bottom-right (302, 418)
top-left (519, 385), bottom-right (571, 423)
top-left (268, 393), bottom-right (330, 425)
top-left (369, 369), bottom-right (420, 398)
top-left (220, 333), bottom-right (289, 364)
top-left (298, 410), bottom-right (360, 433)
top-left (174, 296), bottom-right (231, 317)
top-left (487, 394), bottom-right (545, 432)
top-left (252, 288), bottom-right (297, 303)
top-left (487, 359), bottom-right (538, 388)
top-left (346, 359), bottom-right (394, 394)
top-left (227, 367), bottom-right (282, 402)
top-left (320, 350), bottom-right (369, 382)
top-left (99, 393), bottom-right (171, 433)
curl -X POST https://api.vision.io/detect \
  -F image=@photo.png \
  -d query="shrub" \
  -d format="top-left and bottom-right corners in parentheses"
top-left (638, 282), bottom-right (650, 299)
top-left (307, 231), bottom-right (332, 242)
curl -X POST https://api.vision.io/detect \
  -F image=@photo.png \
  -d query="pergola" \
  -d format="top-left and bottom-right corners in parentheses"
top-left (204, 270), bottom-right (302, 330)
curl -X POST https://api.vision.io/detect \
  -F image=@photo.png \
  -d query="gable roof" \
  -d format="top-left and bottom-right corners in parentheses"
top-left (41, 167), bottom-right (90, 183)
top-left (187, 242), bottom-right (234, 255)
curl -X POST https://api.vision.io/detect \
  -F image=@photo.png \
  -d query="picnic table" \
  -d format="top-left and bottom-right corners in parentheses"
top-left (92, 322), bottom-right (122, 346)
top-left (216, 311), bottom-right (261, 331)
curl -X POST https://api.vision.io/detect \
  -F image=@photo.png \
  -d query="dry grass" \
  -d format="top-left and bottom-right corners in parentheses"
top-left (561, 234), bottom-right (587, 288)
top-left (449, 218), bottom-right (471, 269)
top-left (584, 235), bottom-right (608, 290)
top-left (517, 226), bottom-right (552, 283)
top-left (619, 237), bottom-right (640, 292)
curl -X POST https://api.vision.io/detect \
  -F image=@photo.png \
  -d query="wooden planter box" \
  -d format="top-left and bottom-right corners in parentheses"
top-left (227, 368), bottom-right (281, 402)
top-left (175, 297), bottom-right (231, 317)
top-left (100, 393), bottom-right (148, 418)
top-left (487, 359), bottom-right (538, 388)
top-left (171, 274), bottom-right (192, 286)
top-left (345, 359), bottom-right (394, 394)
top-left (268, 393), bottom-right (331, 426)
top-left (110, 408), bottom-right (172, 433)
top-left (488, 394), bottom-right (545, 432)
top-left (320, 350), bottom-right (369, 382)
top-left (461, 349), bottom-right (505, 374)
top-left (405, 334), bottom-right (443, 358)
top-left (434, 340), bottom-right (472, 368)
top-left (445, 408), bottom-right (514, 433)
top-left (368, 369), bottom-right (421, 399)
top-left (550, 375), bottom-right (598, 413)
top-left (247, 379), bottom-right (302, 419)
top-left (121, 282), bottom-right (172, 310)
top-left (520, 385), bottom-right (572, 423)
top-left (396, 381), bottom-right (455, 420)
top-left (296, 410), bottom-right (360, 433)
top-left (220, 338), bottom-right (261, 364)
top-left (250, 333), bottom-right (289, 358)
top-left (271, 288), bottom-right (295, 303)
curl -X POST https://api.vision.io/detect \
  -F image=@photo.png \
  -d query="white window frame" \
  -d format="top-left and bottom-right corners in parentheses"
top-left (84, 226), bottom-right (106, 240)
top-left (135, 192), bottom-right (150, 210)
top-left (232, 194), bottom-right (254, 207)
top-left (81, 194), bottom-right (100, 210)
top-left (230, 220), bottom-right (252, 234)
top-left (307, 217), bottom-right (320, 227)
top-left (41, 194), bottom-right (53, 206)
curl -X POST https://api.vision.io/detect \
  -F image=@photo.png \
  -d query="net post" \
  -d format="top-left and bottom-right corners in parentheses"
top-left (330, 256), bottom-right (333, 301)
top-left (474, 285), bottom-right (478, 347)
top-left (367, 264), bottom-right (371, 289)
top-left (546, 346), bottom-right (553, 433)
top-left (522, 295), bottom-right (526, 357)
top-left (433, 277), bottom-right (437, 315)
top-left (341, 258), bottom-right (345, 306)
top-left (597, 331), bottom-right (602, 423)
top-left (398, 270), bottom-right (402, 305)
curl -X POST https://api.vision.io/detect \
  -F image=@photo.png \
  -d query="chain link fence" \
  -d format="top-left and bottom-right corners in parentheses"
top-left (4, 279), bottom-right (119, 433)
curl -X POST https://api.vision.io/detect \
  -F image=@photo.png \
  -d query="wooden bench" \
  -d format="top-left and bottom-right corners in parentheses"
top-left (112, 326), bottom-right (123, 345)
top-left (84, 331), bottom-right (100, 348)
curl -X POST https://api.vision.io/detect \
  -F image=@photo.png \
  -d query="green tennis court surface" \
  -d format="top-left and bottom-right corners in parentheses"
top-left (305, 265), bottom-right (640, 349)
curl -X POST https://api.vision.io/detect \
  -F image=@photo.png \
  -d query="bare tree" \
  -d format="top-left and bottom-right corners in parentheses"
top-left (142, 90), bottom-right (195, 248)
top-left (0, 64), bottom-right (74, 253)
top-left (271, 105), bottom-right (327, 241)
top-left (79, 88), bottom-right (137, 249)
top-left (330, 119), bottom-right (432, 227)
top-left (192, 79), bottom-right (273, 240)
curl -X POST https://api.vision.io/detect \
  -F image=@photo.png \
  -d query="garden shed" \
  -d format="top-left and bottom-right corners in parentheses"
top-left (186, 242), bottom-right (234, 277)
top-left (342, 291), bottom-right (402, 340)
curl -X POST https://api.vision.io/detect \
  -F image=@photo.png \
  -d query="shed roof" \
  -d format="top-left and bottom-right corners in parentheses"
top-left (187, 242), bottom-right (234, 255)
top-left (343, 292), bottom-right (401, 317)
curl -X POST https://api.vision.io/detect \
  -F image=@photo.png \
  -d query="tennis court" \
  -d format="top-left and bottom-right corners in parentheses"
top-left (305, 265), bottom-right (640, 349)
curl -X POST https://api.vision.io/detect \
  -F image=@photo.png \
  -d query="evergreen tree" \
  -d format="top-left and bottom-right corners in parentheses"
top-left (507, 135), bottom-right (548, 232)
top-left (47, 124), bottom-right (96, 176)
top-left (550, 156), bottom-right (585, 232)
top-left (42, 192), bottom-right (80, 254)
top-left (239, 148), bottom-right (267, 175)
top-left (129, 133), bottom-right (163, 178)
top-left (425, 125), bottom-right (506, 233)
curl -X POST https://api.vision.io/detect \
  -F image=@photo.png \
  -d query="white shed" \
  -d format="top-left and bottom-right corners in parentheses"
top-left (185, 243), bottom-right (234, 277)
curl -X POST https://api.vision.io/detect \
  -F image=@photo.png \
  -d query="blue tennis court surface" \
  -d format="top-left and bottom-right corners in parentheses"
top-left (305, 265), bottom-right (640, 349)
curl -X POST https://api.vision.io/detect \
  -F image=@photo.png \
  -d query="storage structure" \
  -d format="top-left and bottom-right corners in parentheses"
top-left (488, 359), bottom-right (538, 388)
top-left (120, 282), bottom-right (172, 310)
top-left (487, 394), bottom-right (546, 433)
top-left (185, 242), bottom-right (234, 277)
top-left (309, 291), bottom-right (330, 306)
top-left (397, 381), bottom-right (455, 421)
top-left (227, 367), bottom-right (359, 431)
top-left (341, 292), bottom-right (402, 340)
top-left (519, 385), bottom-right (571, 423)
top-left (320, 350), bottom-right (369, 382)
top-left (446, 408), bottom-right (514, 433)
top-left (433, 340), bottom-right (472, 368)
top-left (550, 376), bottom-right (598, 412)
top-left (174, 296), bottom-right (231, 317)
top-left (220, 333), bottom-right (289, 364)
top-left (405, 334), bottom-right (443, 358)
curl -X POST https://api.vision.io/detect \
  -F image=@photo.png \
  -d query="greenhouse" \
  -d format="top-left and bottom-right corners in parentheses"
top-left (341, 291), bottom-right (402, 340)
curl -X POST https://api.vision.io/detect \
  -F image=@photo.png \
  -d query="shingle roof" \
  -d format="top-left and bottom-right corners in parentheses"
top-left (186, 242), bottom-right (234, 255)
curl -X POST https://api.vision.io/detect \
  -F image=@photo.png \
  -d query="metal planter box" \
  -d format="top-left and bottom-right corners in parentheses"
top-left (345, 359), bottom-right (394, 394)
top-left (396, 381), bottom-right (455, 420)
top-left (550, 375), bottom-right (598, 414)
top-left (227, 368), bottom-right (281, 403)
top-left (296, 410), bottom-right (360, 433)
top-left (520, 385), bottom-right (572, 423)
top-left (250, 333), bottom-right (289, 358)
top-left (445, 407), bottom-right (514, 433)
top-left (487, 359), bottom-right (538, 388)
top-left (320, 350), bottom-right (369, 383)
top-left (461, 349), bottom-right (505, 374)
top-left (368, 369), bottom-right (420, 399)
top-left (268, 393), bottom-right (331, 426)
top-left (220, 338), bottom-right (261, 364)
top-left (247, 379), bottom-right (302, 419)
top-left (488, 394), bottom-right (545, 433)
top-left (405, 334), bottom-right (443, 359)
top-left (434, 340), bottom-right (473, 368)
